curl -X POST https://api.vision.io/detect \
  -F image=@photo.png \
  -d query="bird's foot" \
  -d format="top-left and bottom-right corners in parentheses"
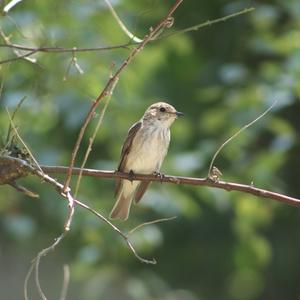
top-left (153, 171), bottom-right (165, 182)
top-left (129, 170), bottom-right (135, 182)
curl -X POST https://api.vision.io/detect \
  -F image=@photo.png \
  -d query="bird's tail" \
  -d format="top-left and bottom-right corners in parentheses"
top-left (110, 180), bottom-right (138, 220)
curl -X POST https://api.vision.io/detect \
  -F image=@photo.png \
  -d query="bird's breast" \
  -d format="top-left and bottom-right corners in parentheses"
top-left (124, 125), bottom-right (170, 174)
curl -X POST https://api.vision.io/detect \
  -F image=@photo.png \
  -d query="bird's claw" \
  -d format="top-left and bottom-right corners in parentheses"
top-left (129, 170), bottom-right (135, 181)
top-left (153, 171), bottom-right (165, 182)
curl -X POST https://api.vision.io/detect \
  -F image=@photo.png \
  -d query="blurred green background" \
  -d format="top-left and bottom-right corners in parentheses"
top-left (1, 0), bottom-right (300, 299)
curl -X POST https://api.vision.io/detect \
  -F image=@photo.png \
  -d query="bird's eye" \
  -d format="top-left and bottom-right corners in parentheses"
top-left (159, 107), bottom-right (166, 112)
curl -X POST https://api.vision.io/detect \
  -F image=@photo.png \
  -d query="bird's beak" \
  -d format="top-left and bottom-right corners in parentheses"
top-left (175, 111), bottom-right (184, 117)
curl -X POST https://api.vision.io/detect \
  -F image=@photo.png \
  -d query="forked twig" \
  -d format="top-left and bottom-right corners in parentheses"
top-left (63, 48), bottom-right (84, 81)
top-left (24, 233), bottom-right (67, 300)
top-left (0, 27), bottom-right (38, 65)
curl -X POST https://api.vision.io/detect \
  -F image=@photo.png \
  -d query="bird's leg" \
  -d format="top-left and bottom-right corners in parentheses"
top-left (129, 169), bottom-right (135, 182)
top-left (153, 171), bottom-right (165, 183)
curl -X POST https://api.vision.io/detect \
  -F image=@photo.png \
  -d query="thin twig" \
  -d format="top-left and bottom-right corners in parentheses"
top-left (0, 43), bottom-right (132, 53)
top-left (24, 232), bottom-right (67, 300)
top-left (0, 78), bottom-right (4, 100)
top-left (73, 197), bottom-right (156, 264)
top-left (0, 49), bottom-right (38, 65)
top-left (63, 0), bottom-right (184, 192)
top-left (3, 0), bottom-right (23, 14)
top-left (5, 95), bottom-right (27, 144)
top-left (129, 216), bottom-right (177, 235)
top-left (59, 265), bottom-right (70, 300)
top-left (63, 48), bottom-right (84, 81)
top-left (5, 108), bottom-right (44, 174)
top-left (34, 233), bottom-right (66, 300)
top-left (65, 191), bottom-right (75, 231)
top-left (161, 7), bottom-right (255, 39)
top-left (208, 101), bottom-right (277, 177)
top-left (0, 27), bottom-right (39, 65)
top-left (104, 0), bottom-right (142, 43)
top-left (24, 262), bottom-right (34, 300)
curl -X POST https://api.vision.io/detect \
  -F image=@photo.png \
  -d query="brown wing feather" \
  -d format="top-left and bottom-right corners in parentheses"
top-left (118, 121), bottom-right (142, 171)
top-left (115, 121), bottom-right (142, 197)
top-left (134, 181), bottom-right (151, 204)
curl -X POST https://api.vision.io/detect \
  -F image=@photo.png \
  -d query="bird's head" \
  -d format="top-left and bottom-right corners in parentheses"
top-left (143, 102), bottom-right (183, 127)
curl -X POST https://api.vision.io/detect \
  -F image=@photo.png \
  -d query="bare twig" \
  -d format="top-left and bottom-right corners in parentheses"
top-left (5, 95), bottom-right (27, 144)
top-left (8, 180), bottom-right (39, 198)
top-left (73, 197), bottom-right (156, 264)
top-left (208, 101), bottom-right (277, 177)
top-left (104, 0), bottom-right (142, 43)
top-left (161, 7), bottom-right (255, 39)
top-left (63, 48), bottom-right (84, 81)
top-left (24, 263), bottom-right (34, 300)
top-left (24, 187), bottom-right (75, 299)
top-left (24, 232), bottom-right (67, 300)
top-left (63, 0), bottom-right (184, 192)
top-left (0, 43), bottom-right (132, 57)
top-left (35, 233), bottom-right (66, 300)
top-left (0, 49), bottom-right (38, 65)
top-left (0, 27), bottom-right (38, 65)
top-left (5, 108), bottom-right (44, 174)
top-left (3, 0), bottom-right (23, 14)
top-left (129, 216), bottom-right (177, 235)
top-left (59, 265), bottom-right (70, 300)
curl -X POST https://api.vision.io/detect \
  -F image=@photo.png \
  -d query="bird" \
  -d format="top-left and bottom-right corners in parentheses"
top-left (110, 102), bottom-right (183, 220)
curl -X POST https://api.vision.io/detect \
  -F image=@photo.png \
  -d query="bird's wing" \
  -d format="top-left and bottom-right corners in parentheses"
top-left (115, 121), bottom-right (142, 197)
top-left (118, 121), bottom-right (142, 171)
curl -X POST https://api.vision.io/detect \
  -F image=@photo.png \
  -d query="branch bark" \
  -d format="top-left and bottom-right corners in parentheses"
top-left (41, 165), bottom-right (300, 208)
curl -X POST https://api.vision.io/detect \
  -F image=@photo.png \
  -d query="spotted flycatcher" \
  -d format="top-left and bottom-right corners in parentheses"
top-left (110, 102), bottom-right (183, 220)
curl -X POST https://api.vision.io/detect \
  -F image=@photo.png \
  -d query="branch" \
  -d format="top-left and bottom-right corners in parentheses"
top-left (160, 7), bottom-right (255, 39)
top-left (0, 6), bottom-right (254, 64)
top-left (0, 42), bottom-right (132, 53)
top-left (63, 0), bottom-right (184, 191)
top-left (41, 165), bottom-right (300, 208)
